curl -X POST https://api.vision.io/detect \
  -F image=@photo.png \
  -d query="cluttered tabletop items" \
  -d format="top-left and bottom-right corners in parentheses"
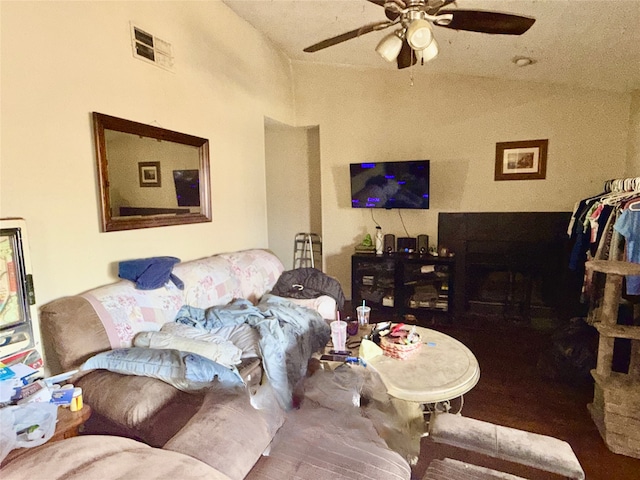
top-left (323, 319), bottom-right (423, 363)
top-left (1, 362), bottom-right (86, 463)
top-left (324, 301), bottom-right (423, 362)
top-left (322, 310), bottom-right (480, 404)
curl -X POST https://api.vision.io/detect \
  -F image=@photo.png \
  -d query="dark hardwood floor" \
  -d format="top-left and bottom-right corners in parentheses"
top-left (406, 318), bottom-right (640, 480)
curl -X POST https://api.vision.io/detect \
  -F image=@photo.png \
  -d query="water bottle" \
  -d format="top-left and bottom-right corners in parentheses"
top-left (375, 226), bottom-right (383, 255)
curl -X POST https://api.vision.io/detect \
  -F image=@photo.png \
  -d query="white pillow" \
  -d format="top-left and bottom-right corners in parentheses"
top-left (134, 330), bottom-right (242, 368)
top-left (161, 322), bottom-right (260, 359)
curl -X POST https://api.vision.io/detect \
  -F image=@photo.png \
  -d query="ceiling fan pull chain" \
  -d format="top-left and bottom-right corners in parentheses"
top-left (409, 47), bottom-right (418, 86)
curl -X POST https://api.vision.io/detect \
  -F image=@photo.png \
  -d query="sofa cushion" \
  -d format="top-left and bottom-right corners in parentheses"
top-left (81, 347), bottom-right (244, 391)
top-left (1, 435), bottom-right (232, 480)
top-left (245, 405), bottom-right (411, 480)
top-left (219, 249), bottom-right (284, 304)
top-left (173, 254), bottom-right (242, 309)
top-left (164, 386), bottom-right (285, 480)
top-left (77, 371), bottom-right (186, 431)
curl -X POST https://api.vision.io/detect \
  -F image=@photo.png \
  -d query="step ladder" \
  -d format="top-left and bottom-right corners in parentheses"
top-left (293, 233), bottom-right (322, 270)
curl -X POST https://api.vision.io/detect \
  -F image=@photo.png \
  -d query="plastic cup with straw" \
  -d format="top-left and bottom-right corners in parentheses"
top-left (356, 300), bottom-right (371, 328)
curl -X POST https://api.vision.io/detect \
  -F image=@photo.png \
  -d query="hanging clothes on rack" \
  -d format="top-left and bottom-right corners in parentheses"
top-left (613, 196), bottom-right (640, 295)
top-left (568, 176), bottom-right (640, 302)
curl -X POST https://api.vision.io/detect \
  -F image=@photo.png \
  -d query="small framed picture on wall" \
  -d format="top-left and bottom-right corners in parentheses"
top-left (494, 139), bottom-right (548, 181)
top-left (138, 161), bottom-right (161, 187)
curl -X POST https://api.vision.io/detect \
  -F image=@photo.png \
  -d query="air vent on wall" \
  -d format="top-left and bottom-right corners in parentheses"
top-left (130, 23), bottom-right (174, 72)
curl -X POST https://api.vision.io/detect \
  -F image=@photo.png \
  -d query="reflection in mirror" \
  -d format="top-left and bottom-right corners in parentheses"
top-left (93, 113), bottom-right (211, 232)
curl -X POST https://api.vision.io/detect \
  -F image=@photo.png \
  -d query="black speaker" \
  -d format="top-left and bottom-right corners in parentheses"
top-left (417, 234), bottom-right (429, 254)
top-left (397, 237), bottom-right (416, 253)
top-left (383, 234), bottom-right (395, 253)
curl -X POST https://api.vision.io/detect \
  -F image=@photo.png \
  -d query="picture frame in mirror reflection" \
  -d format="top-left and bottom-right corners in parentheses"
top-left (494, 139), bottom-right (548, 181)
top-left (138, 161), bottom-right (161, 187)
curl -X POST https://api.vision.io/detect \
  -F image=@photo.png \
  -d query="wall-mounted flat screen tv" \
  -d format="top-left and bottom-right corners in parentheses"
top-left (350, 160), bottom-right (430, 209)
top-left (173, 169), bottom-right (200, 207)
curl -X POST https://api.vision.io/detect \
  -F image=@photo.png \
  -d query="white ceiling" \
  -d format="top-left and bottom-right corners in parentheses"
top-left (222, 0), bottom-right (640, 93)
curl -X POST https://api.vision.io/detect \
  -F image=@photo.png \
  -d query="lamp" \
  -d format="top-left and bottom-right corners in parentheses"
top-left (376, 30), bottom-right (403, 62)
top-left (415, 37), bottom-right (439, 64)
top-left (406, 18), bottom-right (433, 50)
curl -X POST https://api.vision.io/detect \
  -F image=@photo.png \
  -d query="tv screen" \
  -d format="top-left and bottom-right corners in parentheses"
top-left (173, 170), bottom-right (200, 207)
top-left (350, 160), bottom-right (430, 209)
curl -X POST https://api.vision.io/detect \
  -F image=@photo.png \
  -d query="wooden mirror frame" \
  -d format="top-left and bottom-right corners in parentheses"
top-left (93, 112), bottom-right (212, 232)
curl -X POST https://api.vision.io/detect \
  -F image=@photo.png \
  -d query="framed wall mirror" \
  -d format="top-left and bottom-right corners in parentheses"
top-left (93, 112), bottom-right (212, 232)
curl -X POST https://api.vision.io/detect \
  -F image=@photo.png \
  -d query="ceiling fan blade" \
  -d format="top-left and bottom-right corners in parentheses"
top-left (436, 10), bottom-right (535, 35)
top-left (303, 21), bottom-right (392, 53)
top-left (397, 40), bottom-right (417, 69)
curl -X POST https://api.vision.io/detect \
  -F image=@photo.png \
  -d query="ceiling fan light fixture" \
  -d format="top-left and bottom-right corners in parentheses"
top-left (416, 38), bottom-right (439, 64)
top-left (406, 18), bottom-right (433, 50)
top-left (376, 31), bottom-right (403, 62)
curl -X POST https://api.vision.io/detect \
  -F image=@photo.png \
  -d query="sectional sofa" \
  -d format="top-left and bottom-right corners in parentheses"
top-left (9, 249), bottom-right (411, 479)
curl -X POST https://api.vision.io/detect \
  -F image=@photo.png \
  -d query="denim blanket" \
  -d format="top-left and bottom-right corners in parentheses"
top-left (175, 294), bottom-right (330, 409)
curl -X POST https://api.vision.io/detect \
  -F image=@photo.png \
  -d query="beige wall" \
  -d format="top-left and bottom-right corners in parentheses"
top-left (0, 1), bottom-right (295, 305)
top-left (1, 1), bottom-right (637, 310)
top-left (628, 90), bottom-right (640, 175)
top-left (265, 121), bottom-right (321, 270)
top-left (292, 63), bottom-right (632, 298)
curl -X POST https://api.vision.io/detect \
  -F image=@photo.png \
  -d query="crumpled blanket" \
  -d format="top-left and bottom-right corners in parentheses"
top-left (174, 294), bottom-right (330, 410)
top-left (271, 268), bottom-right (346, 310)
top-left (175, 300), bottom-right (263, 329)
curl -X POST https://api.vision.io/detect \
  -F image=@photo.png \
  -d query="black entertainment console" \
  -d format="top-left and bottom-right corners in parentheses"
top-left (351, 253), bottom-right (454, 323)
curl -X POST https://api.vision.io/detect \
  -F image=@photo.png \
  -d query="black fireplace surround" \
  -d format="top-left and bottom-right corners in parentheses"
top-left (438, 212), bottom-right (576, 321)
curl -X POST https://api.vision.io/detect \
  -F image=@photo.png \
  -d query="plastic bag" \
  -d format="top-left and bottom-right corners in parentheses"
top-left (0, 402), bottom-right (58, 462)
top-left (0, 408), bottom-right (16, 462)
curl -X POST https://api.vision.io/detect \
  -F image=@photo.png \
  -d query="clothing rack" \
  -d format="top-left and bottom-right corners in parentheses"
top-left (603, 176), bottom-right (640, 193)
top-left (599, 177), bottom-right (640, 260)
top-left (569, 177), bottom-right (640, 323)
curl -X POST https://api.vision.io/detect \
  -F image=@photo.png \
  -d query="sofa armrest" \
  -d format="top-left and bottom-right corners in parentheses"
top-left (284, 295), bottom-right (337, 320)
top-left (40, 296), bottom-right (112, 372)
top-left (1, 435), bottom-right (233, 480)
top-left (427, 413), bottom-right (585, 480)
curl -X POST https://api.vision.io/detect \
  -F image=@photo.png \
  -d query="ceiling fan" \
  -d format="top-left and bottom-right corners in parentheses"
top-left (303, 0), bottom-right (536, 69)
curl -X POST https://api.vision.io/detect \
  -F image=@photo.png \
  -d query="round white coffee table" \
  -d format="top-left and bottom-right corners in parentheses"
top-left (366, 326), bottom-right (480, 404)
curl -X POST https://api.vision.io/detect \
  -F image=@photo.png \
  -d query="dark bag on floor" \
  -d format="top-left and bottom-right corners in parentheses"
top-left (537, 317), bottom-right (598, 385)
